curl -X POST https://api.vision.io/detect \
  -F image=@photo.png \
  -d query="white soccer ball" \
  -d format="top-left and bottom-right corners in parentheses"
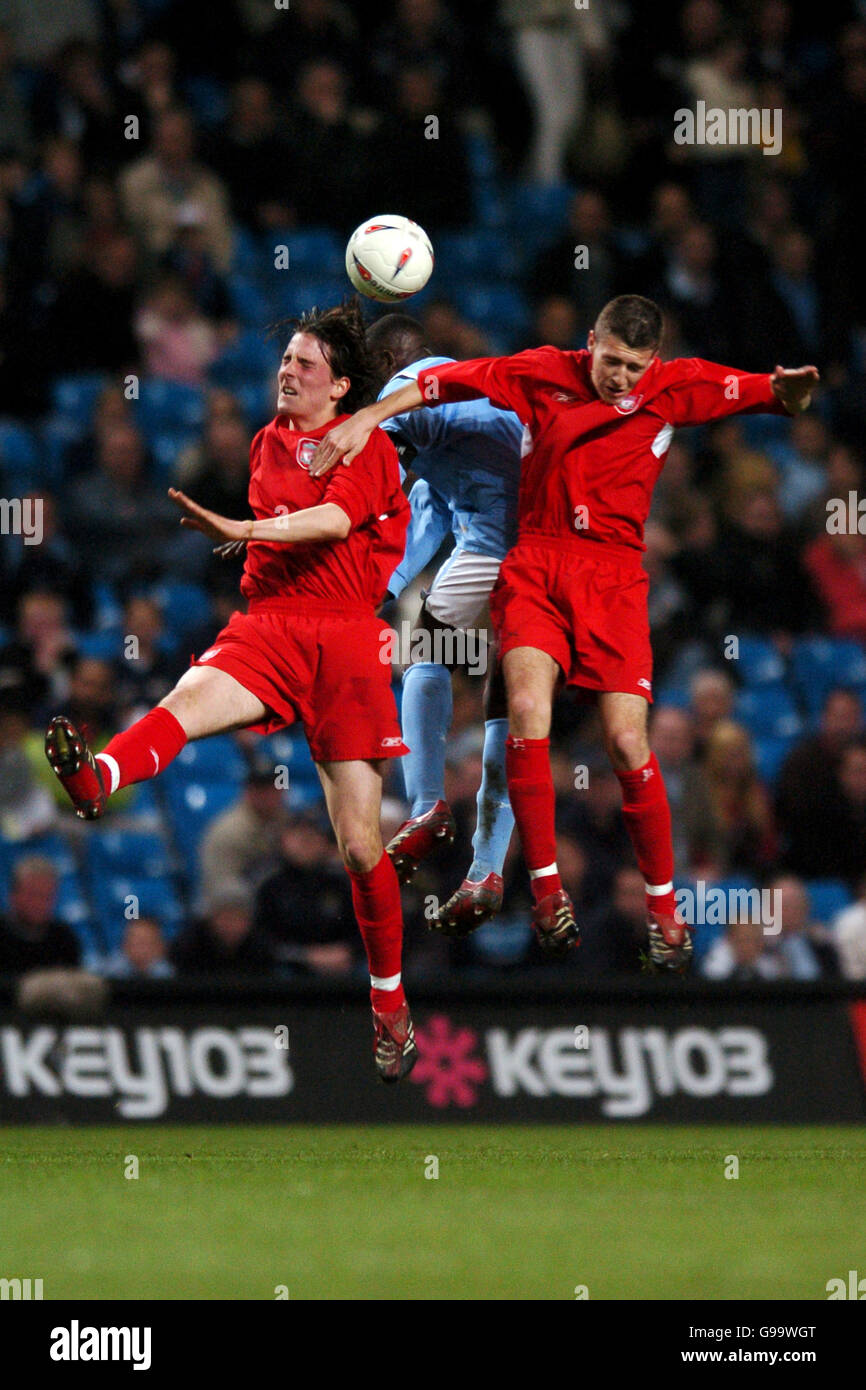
top-left (345, 214), bottom-right (434, 302)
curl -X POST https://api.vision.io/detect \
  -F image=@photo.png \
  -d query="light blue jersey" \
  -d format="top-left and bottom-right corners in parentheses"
top-left (380, 356), bottom-right (524, 597)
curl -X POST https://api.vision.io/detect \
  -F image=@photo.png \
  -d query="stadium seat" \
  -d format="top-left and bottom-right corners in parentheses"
top-left (75, 631), bottom-right (122, 661)
top-left (435, 231), bottom-right (519, 282)
top-left (508, 182), bottom-right (574, 252)
top-left (134, 380), bottom-right (206, 439)
top-left (162, 735), bottom-right (248, 785)
top-left (790, 637), bottom-right (866, 716)
top-left (229, 274), bottom-right (269, 327)
top-left (234, 381), bottom-right (275, 428)
top-left (51, 373), bottom-right (110, 432)
top-left (267, 228), bottom-right (344, 277)
top-left (95, 875), bottom-right (185, 949)
top-left (453, 283), bottom-right (531, 341)
top-left (209, 331), bottom-right (273, 386)
top-left (231, 225), bottom-right (260, 274)
top-left (805, 879), bottom-right (853, 924)
top-left (734, 687), bottom-right (803, 739)
top-left (754, 734), bottom-right (799, 785)
top-left (162, 778), bottom-right (241, 865)
top-left (150, 431), bottom-right (198, 476)
top-left (86, 830), bottom-right (174, 881)
top-left (271, 276), bottom-right (346, 320)
top-left (734, 636), bottom-right (786, 687)
top-left (181, 74), bottom-right (228, 128)
top-left (149, 581), bottom-right (213, 641)
top-left (0, 419), bottom-right (38, 472)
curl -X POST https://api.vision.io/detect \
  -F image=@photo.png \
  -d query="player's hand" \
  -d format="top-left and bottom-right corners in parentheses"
top-left (770, 364), bottom-right (819, 413)
top-left (213, 540), bottom-right (247, 558)
top-left (168, 488), bottom-right (249, 544)
top-left (309, 409), bottom-right (376, 476)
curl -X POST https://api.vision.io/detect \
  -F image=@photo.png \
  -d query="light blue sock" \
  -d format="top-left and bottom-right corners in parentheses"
top-left (400, 662), bottom-right (452, 818)
top-left (468, 718), bottom-right (514, 879)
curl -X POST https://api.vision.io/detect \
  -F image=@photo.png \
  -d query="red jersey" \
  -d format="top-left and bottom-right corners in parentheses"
top-left (241, 413), bottom-right (409, 607)
top-left (416, 348), bottom-right (786, 553)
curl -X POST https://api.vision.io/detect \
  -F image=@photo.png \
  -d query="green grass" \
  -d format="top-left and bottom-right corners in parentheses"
top-left (1, 1125), bottom-right (865, 1300)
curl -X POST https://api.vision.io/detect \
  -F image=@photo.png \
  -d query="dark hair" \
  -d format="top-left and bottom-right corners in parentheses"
top-left (366, 313), bottom-right (431, 383)
top-left (594, 295), bottom-right (663, 350)
top-left (272, 296), bottom-right (377, 412)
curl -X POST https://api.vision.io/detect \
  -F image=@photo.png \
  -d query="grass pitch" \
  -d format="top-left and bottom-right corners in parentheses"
top-left (1, 1125), bottom-right (864, 1300)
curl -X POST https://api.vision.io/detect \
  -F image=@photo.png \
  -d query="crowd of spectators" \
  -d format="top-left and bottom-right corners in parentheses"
top-left (2, 1), bottom-right (866, 988)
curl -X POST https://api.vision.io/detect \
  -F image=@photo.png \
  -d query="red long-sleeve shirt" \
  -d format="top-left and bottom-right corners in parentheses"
top-left (241, 414), bottom-right (409, 607)
top-left (416, 348), bottom-right (786, 553)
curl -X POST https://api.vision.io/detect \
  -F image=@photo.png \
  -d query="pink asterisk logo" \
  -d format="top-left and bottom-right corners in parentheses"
top-left (410, 1013), bottom-right (488, 1108)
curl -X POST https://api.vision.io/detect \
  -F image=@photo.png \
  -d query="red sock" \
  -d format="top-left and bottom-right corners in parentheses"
top-left (96, 707), bottom-right (188, 793)
top-left (616, 753), bottom-right (677, 916)
top-left (505, 735), bottom-right (561, 902)
top-left (348, 852), bottom-right (405, 1011)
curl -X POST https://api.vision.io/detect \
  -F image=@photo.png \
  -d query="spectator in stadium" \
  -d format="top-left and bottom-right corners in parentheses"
top-left (0, 588), bottom-right (77, 717)
top-left (0, 856), bottom-right (80, 974)
top-left (653, 221), bottom-right (736, 363)
top-left (207, 77), bottom-right (295, 232)
top-left (578, 864), bottom-right (650, 978)
top-left (0, 23), bottom-right (34, 158)
top-left (765, 874), bottom-right (827, 979)
top-left (632, 183), bottom-right (695, 292)
top-left (134, 271), bottom-right (220, 386)
top-left (701, 719), bottom-right (778, 876)
top-left (528, 189), bottom-right (627, 317)
top-left (24, 655), bottom-right (131, 814)
top-left (67, 422), bottom-right (181, 586)
top-left (803, 526), bottom-right (866, 644)
top-left (176, 411), bottom-right (250, 519)
top-left (801, 442), bottom-right (863, 539)
top-left (783, 737), bottom-right (866, 885)
top-left (252, 811), bottom-right (357, 976)
top-left (700, 918), bottom-right (784, 981)
top-left (833, 871), bottom-right (866, 980)
top-left (0, 698), bottom-right (56, 842)
top-left (48, 232), bottom-right (140, 374)
top-left (688, 668), bottom-right (735, 754)
top-left (119, 107), bottom-right (233, 271)
top-left (114, 596), bottom-right (178, 720)
top-left (31, 39), bottom-right (119, 171)
top-left (369, 65), bottom-right (472, 232)
top-left (245, 0), bottom-right (357, 92)
top-left (117, 40), bottom-right (181, 142)
top-left (675, 31), bottom-right (760, 226)
top-left (104, 916), bottom-right (175, 980)
top-left (760, 412), bottom-right (830, 523)
top-left (530, 295), bottom-right (582, 350)
top-left (1, 493), bottom-right (92, 628)
top-left (170, 881), bottom-right (275, 977)
top-left (198, 761), bottom-right (291, 906)
top-left (64, 382), bottom-right (135, 478)
top-left (557, 756), bottom-right (633, 906)
top-left (776, 688), bottom-right (863, 876)
top-left (649, 704), bottom-right (720, 875)
top-left (160, 206), bottom-right (235, 328)
top-left (420, 299), bottom-right (493, 361)
top-left (712, 489), bottom-right (821, 637)
top-left (286, 59), bottom-right (374, 233)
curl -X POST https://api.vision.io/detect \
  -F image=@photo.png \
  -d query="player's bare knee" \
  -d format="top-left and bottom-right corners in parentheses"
top-left (507, 688), bottom-right (548, 738)
top-left (337, 830), bottom-right (382, 874)
top-left (608, 727), bottom-right (649, 770)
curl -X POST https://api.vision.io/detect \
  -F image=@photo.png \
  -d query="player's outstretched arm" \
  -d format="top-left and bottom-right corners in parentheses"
top-left (168, 489), bottom-right (351, 546)
top-left (310, 381), bottom-right (424, 476)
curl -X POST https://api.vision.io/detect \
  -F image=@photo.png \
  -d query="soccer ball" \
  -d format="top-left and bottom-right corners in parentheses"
top-left (345, 215), bottom-right (434, 302)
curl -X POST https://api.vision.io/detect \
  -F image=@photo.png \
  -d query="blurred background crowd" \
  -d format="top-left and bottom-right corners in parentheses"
top-left (2, 0), bottom-right (866, 989)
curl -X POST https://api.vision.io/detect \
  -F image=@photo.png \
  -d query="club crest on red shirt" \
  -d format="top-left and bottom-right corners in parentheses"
top-left (296, 438), bottom-right (319, 471)
top-left (613, 392), bottom-right (644, 414)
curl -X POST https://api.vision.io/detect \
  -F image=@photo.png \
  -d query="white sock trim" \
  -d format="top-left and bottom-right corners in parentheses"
top-left (646, 881), bottom-right (674, 897)
top-left (95, 753), bottom-right (120, 795)
top-left (529, 862), bottom-right (558, 880)
top-left (371, 972), bottom-right (401, 991)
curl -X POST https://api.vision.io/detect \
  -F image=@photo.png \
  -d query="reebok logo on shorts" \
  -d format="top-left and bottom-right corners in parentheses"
top-left (198, 647), bottom-right (223, 662)
top-left (638, 678), bottom-right (652, 692)
top-left (380, 736), bottom-right (403, 747)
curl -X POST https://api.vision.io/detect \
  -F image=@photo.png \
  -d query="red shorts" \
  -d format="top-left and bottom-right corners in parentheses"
top-left (489, 537), bottom-right (654, 701)
top-left (193, 599), bottom-right (409, 763)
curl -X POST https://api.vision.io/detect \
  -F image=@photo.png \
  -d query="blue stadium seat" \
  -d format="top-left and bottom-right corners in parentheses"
top-left (135, 380), bottom-right (206, 439)
top-left (96, 876), bottom-right (185, 949)
top-left (234, 381), bottom-right (275, 428)
top-left (806, 879), bottom-right (853, 924)
top-left (271, 276), bottom-right (346, 319)
top-left (453, 283), bottom-right (531, 340)
top-left (209, 331), bottom-right (273, 386)
top-left (753, 734), bottom-right (799, 784)
top-left (508, 182), bottom-right (574, 251)
top-left (75, 631), bottom-right (122, 661)
top-left (150, 431), bottom-right (197, 476)
top-left (229, 274), bottom-right (269, 327)
top-left (791, 637), bottom-right (866, 716)
top-left (181, 75), bottom-right (228, 129)
top-left (86, 830), bottom-right (174, 880)
top-left (162, 779), bottom-right (241, 865)
top-left (162, 735), bottom-right (247, 785)
top-left (465, 130), bottom-right (498, 180)
top-left (231, 225), bottom-right (261, 274)
top-left (435, 231), bottom-right (519, 282)
top-left (735, 636), bottom-right (786, 687)
top-left (0, 419), bottom-right (38, 472)
top-left (268, 228), bottom-right (344, 277)
top-left (51, 374), bottom-right (110, 431)
top-left (149, 581), bottom-right (213, 640)
top-left (92, 581), bottom-right (123, 633)
top-left (734, 687), bottom-right (803, 739)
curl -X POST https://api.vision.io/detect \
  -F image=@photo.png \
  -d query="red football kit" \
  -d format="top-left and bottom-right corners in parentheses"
top-left (417, 347), bottom-right (786, 698)
top-left (196, 413), bottom-right (410, 761)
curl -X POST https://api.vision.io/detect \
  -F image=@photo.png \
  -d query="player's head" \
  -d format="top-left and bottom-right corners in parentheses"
top-left (277, 297), bottom-right (375, 427)
top-left (587, 295), bottom-right (663, 405)
top-left (365, 313), bottom-right (431, 389)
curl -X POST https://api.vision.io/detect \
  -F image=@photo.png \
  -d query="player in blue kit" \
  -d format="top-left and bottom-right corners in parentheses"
top-left (365, 314), bottom-right (523, 934)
